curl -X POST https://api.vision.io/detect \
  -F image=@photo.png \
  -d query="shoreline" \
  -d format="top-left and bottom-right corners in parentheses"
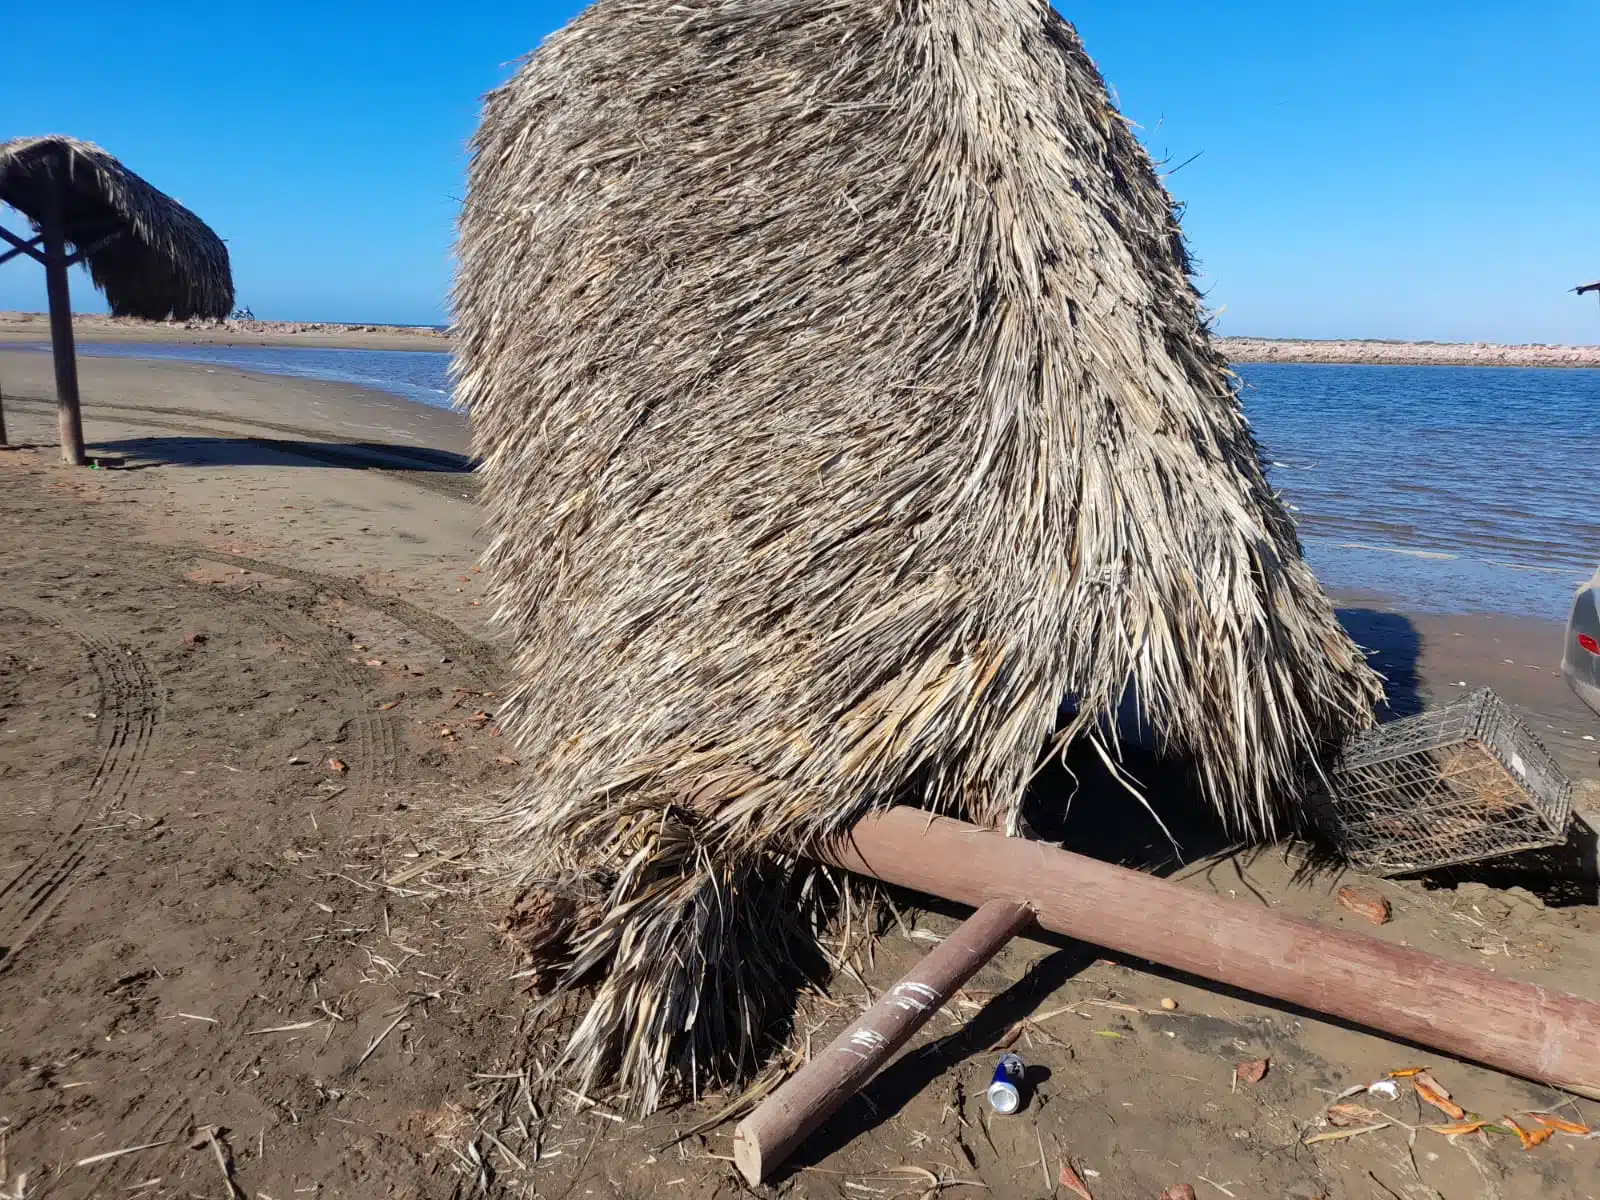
top-left (0, 310), bottom-right (449, 352)
top-left (5, 312), bottom-right (1599, 367)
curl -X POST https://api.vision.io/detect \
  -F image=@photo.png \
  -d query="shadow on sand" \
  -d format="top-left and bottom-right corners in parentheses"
top-left (88, 434), bottom-right (475, 474)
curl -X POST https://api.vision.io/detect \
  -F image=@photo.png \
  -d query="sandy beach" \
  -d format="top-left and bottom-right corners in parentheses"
top-left (0, 311), bottom-right (449, 353)
top-left (1, 351), bottom-right (1597, 1199)
top-left (5, 312), bottom-right (1598, 368)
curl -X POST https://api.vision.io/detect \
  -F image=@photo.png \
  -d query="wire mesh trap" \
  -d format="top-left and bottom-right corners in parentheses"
top-left (1314, 688), bottom-right (1573, 876)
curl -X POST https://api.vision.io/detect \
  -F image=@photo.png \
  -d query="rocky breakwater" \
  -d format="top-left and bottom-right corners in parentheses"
top-left (1220, 338), bottom-right (1600, 368)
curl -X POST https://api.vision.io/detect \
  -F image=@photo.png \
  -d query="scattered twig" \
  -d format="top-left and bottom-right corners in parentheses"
top-left (353, 1005), bottom-right (413, 1069)
top-left (74, 1138), bottom-right (175, 1168)
top-left (191, 1126), bottom-right (243, 1200)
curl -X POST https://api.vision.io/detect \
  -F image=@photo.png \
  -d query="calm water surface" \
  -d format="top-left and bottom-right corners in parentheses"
top-left (56, 343), bottom-right (1600, 621)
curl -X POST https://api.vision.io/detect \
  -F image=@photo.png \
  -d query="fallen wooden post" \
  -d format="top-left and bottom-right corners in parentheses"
top-left (811, 809), bottom-right (1600, 1101)
top-left (733, 897), bottom-right (1032, 1184)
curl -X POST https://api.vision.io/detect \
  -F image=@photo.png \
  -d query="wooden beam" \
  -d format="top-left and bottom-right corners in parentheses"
top-left (0, 381), bottom-right (8, 448)
top-left (0, 225), bottom-right (46, 266)
top-left (733, 898), bottom-right (1033, 1184)
top-left (37, 171), bottom-right (87, 466)
top-left (64, 229), bottom-right (125, 267)
top-left (817, 809), bottom-right (1600, 1100)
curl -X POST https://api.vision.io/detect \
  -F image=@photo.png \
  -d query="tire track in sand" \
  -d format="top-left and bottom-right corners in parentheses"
top-left (66, 586), bottom-right (410, 1197)
top-left (160, 545), bottom-right (503, 687)
top-left (0, 605), bottom-right (161, 973)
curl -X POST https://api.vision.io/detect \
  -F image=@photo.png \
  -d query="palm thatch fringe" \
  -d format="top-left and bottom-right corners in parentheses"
top-left (0, 135), bottom-right (233, 320)
top-left (454, 0), bottom-right (1384, 1112)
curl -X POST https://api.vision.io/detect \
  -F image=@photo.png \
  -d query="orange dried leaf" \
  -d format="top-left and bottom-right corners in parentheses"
top-left (1505, 1118), bottom-right (1555, 1149)
top-left (1413, 1072), bottom-right (1465, 1121)
top-left (379, 700), bottom-right (401, 710)
top-left (1336, 886), bottom-right (1391, 925)
top-left (1530, 1113), bottom-right (1592, 1135)
top-left (327, 758), bottom-right (348, 775)
top-left (1385, 1067), bottom-right (1427, 1078)
top-left (1235, 1058), bottom-right (1269, 1084)
top-left (1058, 1162), bottom-right (1093, 1200)
top-left (1427, 1120), bottom-right (1489, 1136)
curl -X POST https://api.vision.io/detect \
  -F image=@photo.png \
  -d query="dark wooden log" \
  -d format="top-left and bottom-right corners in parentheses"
top-left (63, 229), bottom-right (124, 268)
top-left (0, 381), bottom-right (8, 447)
top-left (0, 225), bottom-right (46, 265)
top-left (817, 809), bottom-right (1600, 1101)
top-left (732, 898), bottom-right (1032, 1184)
top-left (37, 174), bottom-right (87, 467)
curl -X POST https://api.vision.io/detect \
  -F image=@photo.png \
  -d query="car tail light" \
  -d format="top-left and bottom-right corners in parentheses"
top-left (1580, 633), bottom-right (1600, 655)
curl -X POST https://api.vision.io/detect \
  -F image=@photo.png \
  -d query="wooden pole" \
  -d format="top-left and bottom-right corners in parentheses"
top-left (733, 898), bottom-right (1032, 1184)
top-left (817, 809), bottom-right (1600, 1101)
top-left (0, 381), bottom-right (8, 447)
top-left (38, 166), bottom-right (87, 467)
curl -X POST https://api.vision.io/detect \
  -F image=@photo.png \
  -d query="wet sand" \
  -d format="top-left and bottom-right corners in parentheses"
top-left (1, 351), bottom-right (1596, 1199)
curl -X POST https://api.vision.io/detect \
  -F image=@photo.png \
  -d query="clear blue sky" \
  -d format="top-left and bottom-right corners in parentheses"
top-left (4, 1), bottom-right (1597, 343)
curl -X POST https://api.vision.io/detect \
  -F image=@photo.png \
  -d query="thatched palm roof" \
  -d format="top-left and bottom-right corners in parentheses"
top-left (455, 0), bottom-right (1383, 1111)
top-left (0, 135), bottom-right (233, 320)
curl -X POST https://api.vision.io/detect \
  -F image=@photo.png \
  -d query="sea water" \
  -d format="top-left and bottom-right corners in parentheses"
top-left (57, 343), bottom-right (1600, 622)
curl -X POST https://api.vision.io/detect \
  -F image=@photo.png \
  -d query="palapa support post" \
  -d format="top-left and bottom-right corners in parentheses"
top-left (38, 164), bottom-right (87, 467)
top-left (733, 898), bottom-right (1033, 1185)
top-left (817, 809), bottom-right (1600, 1101)
top-left (0, 381), bottom-right (8, 447)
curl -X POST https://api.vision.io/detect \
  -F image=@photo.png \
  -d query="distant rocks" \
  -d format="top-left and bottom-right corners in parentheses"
top-left (1219, 337), bottom-right (1600, 368)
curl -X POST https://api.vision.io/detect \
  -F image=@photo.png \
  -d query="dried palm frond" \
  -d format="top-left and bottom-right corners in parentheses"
top-left (0, 135), bottom-right (233, 320)
top-left (453, 0), bottom-right (1383, 1112)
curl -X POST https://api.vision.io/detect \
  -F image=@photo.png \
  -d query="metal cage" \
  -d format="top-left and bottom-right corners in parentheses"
top-left (1315, 688), bottom-right (1573, 876)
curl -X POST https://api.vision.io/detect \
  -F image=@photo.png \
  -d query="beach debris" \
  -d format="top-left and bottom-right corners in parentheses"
top-left (1384, 1066), bottom-right (1426, 1078)
top-left (183, 631), bottom-right (207, 646)
top-left (1411, 1071), bottom-right (1465, 1120)
top-left (1304, 1123), bottom-right (1389, 1146)
top-left (1160, 997), bottom-right (1179, 1010)
top-left (327, 757), bottom-right (349, 775)
top-left (1159, 1187), bottom-right (1197, 1200)
top-left (1530, 1112), bottom-right (1592, 1135)
top-left (1327, 1103), bottom-right (1389, 1127)
top-left (986, 1052), bottom-right (1025, 1114)
top-left (1335, 887), bottom-right (1391, 925)
top-left (287, 755), bottom-right (309, 766)
top-left (1058, 1161), bottom-right (1093, 1200)
top-left (364, 658), bottom-right (385, 668)
top-left (465, 709), bottom-right (493, 730)
top-left (458, 0), bottom-right (1385, 1113)
top-left (1505, 1116), bottom-right (1556, 1149)
top-left (1315, 688), bottom-right (1573, 876)
top-left (190, 1125), bottom-right (243, 1200)
top-left (732, 899), bottom-right (1031, 1184)
top-left (1234, 1058), bottom-right (1269, 1085)
top-left (1427, 1119), bottom-right (1489, 1136)
top-left (1365, 1080), bottom-right (1401, 1101)
top-left (438, 725), bottom-right (457, 740)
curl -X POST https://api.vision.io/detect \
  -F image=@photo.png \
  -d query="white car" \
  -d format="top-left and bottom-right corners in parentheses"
top-left (1563, 566), bottom-right (1600, 717)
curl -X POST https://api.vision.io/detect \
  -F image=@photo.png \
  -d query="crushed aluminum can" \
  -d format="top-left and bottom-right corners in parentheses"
top-left (987, 1052), bottom-right (1025, 1114)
